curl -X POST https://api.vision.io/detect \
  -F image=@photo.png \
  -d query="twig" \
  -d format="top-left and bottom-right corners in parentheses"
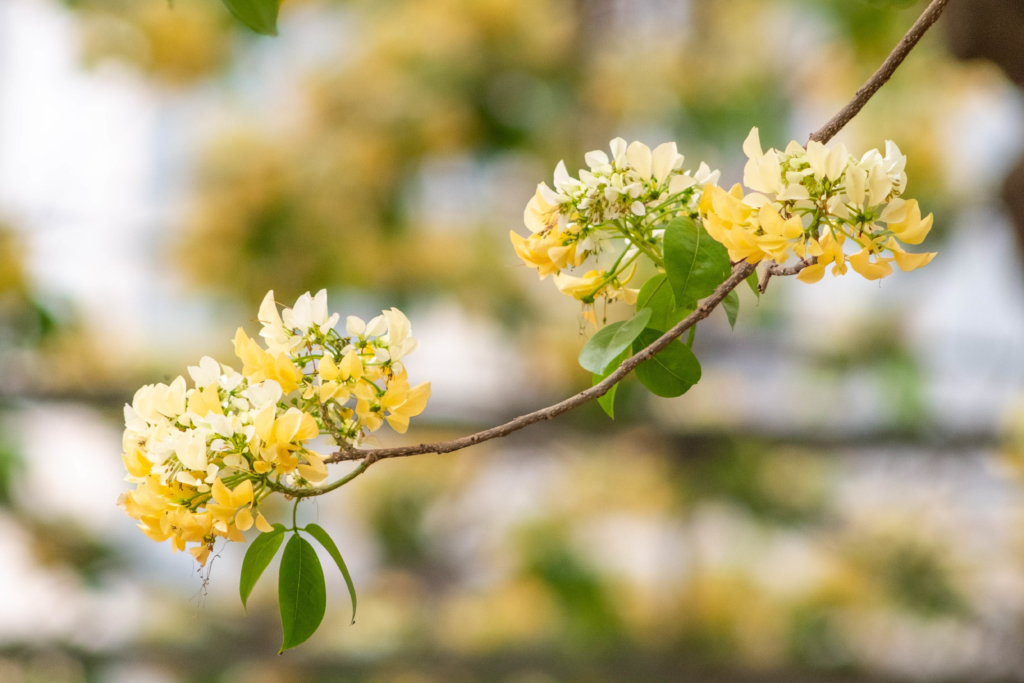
top-left (318, 261), bottom-right (757, 468)
top-left (759, 257), bottom-right (817, 293)
top-left (292, 0), bottom-right (951, 489)
top-left (808, 0), bottom-right (951, 144)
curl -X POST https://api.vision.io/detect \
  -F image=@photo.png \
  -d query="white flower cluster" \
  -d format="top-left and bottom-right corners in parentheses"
top-left (741, 128), bottom-right (908, 220)
top-left (122, 362), bottom-right (301, 490)
top-left (258, 290), bottom-right (418, 372)
top-left (536, 138), bottom-right (721, 250)
top-left (513, 138), bottom-right (723, 306)
top-left (700, 128), bottom-right (935, 282)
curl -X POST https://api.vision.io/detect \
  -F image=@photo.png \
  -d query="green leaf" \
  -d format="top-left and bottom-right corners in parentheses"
top-left (577, 308), bottom-right (651, 374)
top-left (637, 274), bottom-right (695, 333)
top-left (634, 328), bottom-right (702, 398)
top-left (723, 290), bottom-right (739, 329)
top-left (278, 534), bottom-right (327, 653)
top-left (746, 271), bottom-right (760, 299)
top-left (592, 347), bottom-right (630, 419)
top-left (220, 0), bottom-right (280, 36)
top-left (663, 217), bottom-right (730, 306)
top-left (239, 523), bottom-right (286, 611)
top-left (304, 523), bottom-right (358, 625)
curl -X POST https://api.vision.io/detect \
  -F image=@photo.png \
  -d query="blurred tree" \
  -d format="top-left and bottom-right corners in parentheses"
top-left (64, 0), bottom-right (233, 83)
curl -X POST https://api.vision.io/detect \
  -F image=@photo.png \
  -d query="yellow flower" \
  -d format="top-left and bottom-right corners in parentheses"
top-left (886, 237), bottom-right (937, 272)
top-left (700, 184), bottom-right (768, 264)
top-left (233, 328), bottom-right (302, 393)
top-left (353, 380), bottom-right (385, 431)
top-left (122, 449), bottom-right (152, 481)
top-left (797, 232), bottom-right (847, 283)
top-left (553, 264), bottom-right (638, 304)
top-left (381, 371), bottom-right (431, 433)
top-left (510, 230), bottom-right (579, 279)
top-left (297, 451), bottom-right (329, 483)
top-left (524, 184), bottom-right (559, 233)
top-left (190, 544), bottom-right (211, 565)
top-left (254, 407), bottom-right (320, 475)
top-left (553, 270), bottom-right (603, 300)
top-left (208, 478), bottom-right (254, 534)
top-left (255, 512), bottom-right (273, 533)
top-left (187, 381), bottom-right (223, 418)
top-left (887, 199), bottom-right (933, 245)
top-left (848, 245), bottom-right (893, 281)
top-left (755, 204), bottom-right (804, 263)
top-left (319, 354), bottom-right (340, 380)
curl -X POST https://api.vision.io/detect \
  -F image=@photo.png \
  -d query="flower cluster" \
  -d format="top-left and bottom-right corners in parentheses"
top-left (512, 138), bottom-right (721, 306)
top-left (119, 290), bottom-right (430, 564)
top-left (700, 128), bottom-right (936, 282)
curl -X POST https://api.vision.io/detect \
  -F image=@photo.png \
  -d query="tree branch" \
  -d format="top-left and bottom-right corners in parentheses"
top-left (320, 261), bottom-right (758, 468)
top-left (759, 257), bottom-right (817, 293)
top-left (808, 0), bottom-right (951, 144)
top-left (274, 0), bottom-right (952, 497)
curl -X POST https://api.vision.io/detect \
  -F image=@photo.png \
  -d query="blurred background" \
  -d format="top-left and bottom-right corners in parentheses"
top-left (2, 0), bottom-right (1024, 680)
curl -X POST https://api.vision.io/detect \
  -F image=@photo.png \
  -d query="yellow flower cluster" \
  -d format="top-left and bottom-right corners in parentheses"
top-left (512, 138), bottom-right (721, 305)
top-left (700, 128), bottom-right (936, 282)
top-left (119, 290), bottom-right (430, 564)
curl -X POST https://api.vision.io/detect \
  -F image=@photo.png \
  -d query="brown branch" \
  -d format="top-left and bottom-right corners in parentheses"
top-left (319, 261), bottom-right (757, 469)
top-left (280, 0), bottom-right (950, 494)
top-left (759, 257), bottom-right (817, 293)
top-left (808, 0), bottom-right (952, 144)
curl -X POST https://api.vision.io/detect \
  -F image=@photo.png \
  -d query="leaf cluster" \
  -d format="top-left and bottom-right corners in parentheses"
top-left (240, 521), bottom-right (358, 652)
top-left (578, 217), bottom-right (753, 416)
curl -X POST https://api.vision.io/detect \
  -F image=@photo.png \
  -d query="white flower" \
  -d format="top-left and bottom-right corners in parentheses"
top-left (693, 162), bottom-right (719, 186)
top-left (148, 427), bottom-right (177, 464)
top-left (585, 150), bottom-right (609, 170)
top-left (826, 195), bottom-right (850, 219)
top-left (868, 163), bottom-right (892, 206)
top-left (277, 289), bottom-right (340, 337)
top-left (880, 198), bottom-right (907, 223)
top-left (150, 377), bottom-right (186, 420)
top-left (258, 291), bottom-right (291, 353)
top-left (609, 137), bottom-right (628, 165)
top-left (806, 141), bottom-right (848, 181)
top-left (175, 429), bottom-right (208, 471)
top-left (824, 143), bottom-right (849, 181)
top-left (220, 365), bottom-right (244, 392)
top-left (742, 193), bottom-right (772, 209)
top-left (123, 405), bottom-right (148, 434)
top-left (777, 184), bottom-right (810, 201)
top-left (539, 182), bottom-right (565, 206)
top-left (382, 308), bottom-right (419, 362)
top-left (284, 293), bottom-right (311, 331)
top-left (668, 174), bottom-right (696, 194)
top-left (553, 161), bottom-right (579, 193)
top-left (242, 379), bottom-right (283, 410)
top-left (578, 230), bottom-right (610, 254)
top-left (365, 315), bottom-right (387, 337)
top-left (883, 140), bottom-right (907, 176)
top-left (742, 127), bottom-right (764, 161)
top-left (651, 142), bottom-right (680, 185)
top-left (208, 413), bottom-right (234, 438)
top-left (626, 141), bottom-right (652, 180)
top-left (188, 356), bottom-right (222, 389)
top-left (346, 315), bottom-right (365, 336)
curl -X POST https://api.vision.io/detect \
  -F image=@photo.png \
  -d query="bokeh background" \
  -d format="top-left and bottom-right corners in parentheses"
top-left (3, 0), bottom-right (1024, 680)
